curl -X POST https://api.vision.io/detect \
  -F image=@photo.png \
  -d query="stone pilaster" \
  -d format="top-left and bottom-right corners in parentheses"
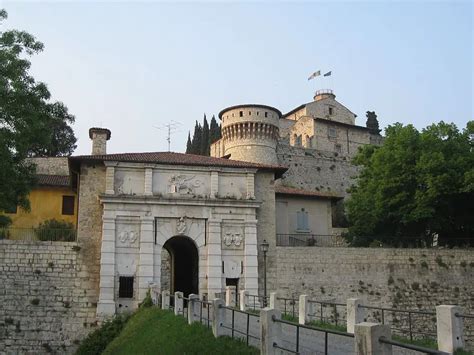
top-left (246, 173), bottom-right (255, 199)
top-left (244, 219), bottom-right (258, 296)
top-left (144, 168), bottom-right (153, 196)
top-left (97, 213), bottom-right (116, 317)
top-left (210, 171), bottom-right (219, 199)
top-left (105, 166), bottom-right (115, 195)
top-left (207, 219), bottom-right (223, 297)
top-left (138, 216), bottom-right (154, 301)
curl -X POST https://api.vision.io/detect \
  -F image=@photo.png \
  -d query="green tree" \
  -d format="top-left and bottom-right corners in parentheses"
top-left (365, 111), bottom-right (381, 134)
top-left (201, 115), bottom-right (209, 155)
top-left (190, 121), bottom-right (202, 155)
top-left (185, 132), bottom-right (192, 154)
top-left (209, 115), bottom-right (221, 145)
top-left (345, 121), bottom-right (474, 247)
top-left (0, 9), bottom-right (77, 212)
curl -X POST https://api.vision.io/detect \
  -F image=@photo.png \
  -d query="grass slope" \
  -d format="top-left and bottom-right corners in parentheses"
top-left (103, 308), bottom-right (259, 355)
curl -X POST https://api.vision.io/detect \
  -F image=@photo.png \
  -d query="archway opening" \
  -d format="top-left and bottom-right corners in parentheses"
top-left (162, 236), bottom-right (199, 297)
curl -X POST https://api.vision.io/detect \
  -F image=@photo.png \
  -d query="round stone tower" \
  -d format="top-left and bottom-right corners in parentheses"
top-left (218, 104), bottom-right (281, 165)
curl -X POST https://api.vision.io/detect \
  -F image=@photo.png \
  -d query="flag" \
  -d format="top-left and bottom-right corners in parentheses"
top-left (308, 70), bottom-right (321, 80)
top-left (324, 71), bottom-right (332, 77)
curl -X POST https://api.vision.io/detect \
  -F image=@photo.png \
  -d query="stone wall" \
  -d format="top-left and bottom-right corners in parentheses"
top-left (0, 240), bottom-right (97, 354)
top-left (269, 246), bottom-right (474, 346)
top-left (26, 157), bottom-right (69, 175)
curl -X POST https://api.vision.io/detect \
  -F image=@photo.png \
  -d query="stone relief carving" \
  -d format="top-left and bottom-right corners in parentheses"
top-left (116, 218), bottom-right (140, 247)
top-left (176, 217), bottom-right (187, 235)
top-left (222, 225), bottom-right (244, 249)
top-left (118, 230), bottom-right (139, 245)
top-left (168, 175), bottom-right (202, 194)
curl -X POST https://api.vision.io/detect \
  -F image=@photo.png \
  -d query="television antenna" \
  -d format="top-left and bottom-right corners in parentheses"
top-left (153, 120), bottom-right (182, 152)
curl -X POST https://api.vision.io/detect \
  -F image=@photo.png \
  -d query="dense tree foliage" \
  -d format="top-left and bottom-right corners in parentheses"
top-left (185, 114), bottom-right (221, 156)
top-left (0, 10), bottom-right (77, 213)
top-left (345, 121), bottom-right (474, 247)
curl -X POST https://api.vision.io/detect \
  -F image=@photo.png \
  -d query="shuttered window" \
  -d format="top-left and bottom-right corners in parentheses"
top-left (296, 208), bottom-right (309, 231)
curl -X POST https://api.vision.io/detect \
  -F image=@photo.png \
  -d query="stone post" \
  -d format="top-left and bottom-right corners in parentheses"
top-left (207, 220), bottom-right (223, 297)
top-left (347, 298), bottom-right (364, 334)
top-left (269, 292), bottom-right (277, 309)
top-left (174, 291), bottom-right (184, 316)
top-left (436, 305), bottom-right (464, 353)
top-left (240, 290), bottom-right (248, 311)
top-left (149, 283), bottom-right (159, 305)
top-left (299, 294), bottom-right (310, 325)
top-left (138, 216), bottom-right (154, 301)
top-left (260, 308), bottom-right (282, 355)
top-left (96, 213), bottom-right (116, 317)
top-left (354, 322), bottom-right (392, 355)
top-left (226, 286), bottom-right (236, 307)
top-left (212, 298), bottom-right (226, 338)
top-left (188, 294), bottom-right (199, 324)
top-left (244, 219), bottom-right (259, 296)
top-left (161, 290), bottom-right (170, 310)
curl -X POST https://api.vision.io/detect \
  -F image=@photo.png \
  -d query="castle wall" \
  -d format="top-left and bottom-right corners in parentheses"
top-left (0, 241), bottom-right (97, 354)
top-left (305, 97), bottom-right (356, 125)
top-left (269, 247), bottom-right (474, 346)
top-left (277, 142), bottom-right (359, 196)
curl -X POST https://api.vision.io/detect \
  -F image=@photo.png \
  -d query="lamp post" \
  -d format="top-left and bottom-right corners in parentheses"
top-left (260, 239), bottom-right (269, 307)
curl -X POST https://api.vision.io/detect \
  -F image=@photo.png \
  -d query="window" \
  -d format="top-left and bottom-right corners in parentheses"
top-left (119, 276), bottom-right (134, 298)
top-left (62, 196), bottom-right (75, 215)
top-left (335, 144), bottom-right (342, 153)
top-left (239, 111), bottom-right (243, 117)
top-left (264, 112), bottom-right (268, 117)
top-left (296, 208), bottom-right (309, 231)
top-left (329, 107), bottom-right (334, 115)
top-left (328, 127), bottom-right (337, 138)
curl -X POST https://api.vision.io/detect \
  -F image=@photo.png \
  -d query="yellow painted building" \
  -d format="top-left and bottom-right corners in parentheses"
top-left (3, 174), bottom-right (78, 230)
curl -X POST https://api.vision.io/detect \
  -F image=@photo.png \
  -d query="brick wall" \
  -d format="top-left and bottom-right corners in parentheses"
top-left (0, 241), bottom-right (97, 354)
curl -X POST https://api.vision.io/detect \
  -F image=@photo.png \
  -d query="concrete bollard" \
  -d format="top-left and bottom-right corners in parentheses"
top-left (436, 305), bottom-right (464, 353)
top-left (269, 292), bottom-right (277, 310)
top-left (149, 283), bottom-right (159, 305)
top-left (174, 291), bottom-right (183, 316)
top-left (211, 298), bottom-right (226, 337)
top-left (161, 290), bottom-right (170, 310)
top-left (347, 298), bottom-right (364, 334)
top-left (260, 308), bottom-right (282, 355)
top-left (225, 286), bottom-right (236, 307)
top-left (299, 294), bottom-right (310, 325)
top-left (354, 322), bottom-right (392, 355)
top-left (187, 294), bottom-right (199, 324)
top-left (240, 290), bottom-right (249, 311)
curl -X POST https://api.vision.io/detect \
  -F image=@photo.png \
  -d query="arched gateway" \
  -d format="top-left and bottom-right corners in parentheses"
top-left (162, 235), bottom-right (199, 296)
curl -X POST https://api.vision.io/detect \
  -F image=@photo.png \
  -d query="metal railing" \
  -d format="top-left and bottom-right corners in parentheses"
top-left (379, 336), bottom-right (448, 354)
top-left (220, 305), bottom-right (260, 345)
top-left (308, 300), bottom-right (347, 327)
top-left (196, 298), bottom-right (213, 329)
top-left (276, 234), bottom-right (347, 247)
top-left (272, 315), bottom-right (354, 354)
top-left (247, 294), bottom-right (269, 311)
top-left (277, 297), bottom-right (299, 319)
top-left (0, 228), bottom-right (77, 242)
top-left (359, 304), bottom-right (437, 340)
top-left (349, 236), bottom-right (474, 248)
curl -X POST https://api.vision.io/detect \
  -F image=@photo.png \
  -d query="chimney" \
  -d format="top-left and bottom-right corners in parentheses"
top-left (89, 128), bottom-right (111, 155)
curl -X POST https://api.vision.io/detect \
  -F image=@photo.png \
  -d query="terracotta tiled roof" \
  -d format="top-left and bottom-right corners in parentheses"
top-left (70, 152), bottom-right (288, 176)
top-left (275, 186), bottom-right (342, 200)
top-left (36, 174), bottom-right (70, 187)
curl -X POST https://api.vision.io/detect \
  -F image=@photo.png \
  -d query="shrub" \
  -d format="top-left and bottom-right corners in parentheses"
top-left (35, 219), bottom-right (75, 241)
top-left (0, 215), bottom-right (12, 240)
top-left (75, 314), bottom-right (130, 355)
top-left (139, 290), bottom-right (153, 308)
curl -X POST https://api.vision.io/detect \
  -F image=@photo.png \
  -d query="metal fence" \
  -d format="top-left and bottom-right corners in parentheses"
top-left (272, 315), bottom-right (355, 354)
top-left (359, 304), bottom-right (437, 341)
top-left (276, 234), bottom-right (347, 247)
top-left (247, 294), bottom-right (269, 311)
top-left (220, 305), bottom-right (261, 346)
top-left (378, 336), bottom-right (447, 354)
top-left (308, 300), bottom-right (347, 328)
top-left (277, 297), bottom-right (299, 319)
top-left (0, 228), bottom-right (77, 242)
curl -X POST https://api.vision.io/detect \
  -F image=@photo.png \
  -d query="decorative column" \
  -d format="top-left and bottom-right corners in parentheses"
top-left (210, 171), bottom-right (219, 199)
top-left (246, 173), bottom-right (255, 199)
top-left (97, 211), bottom-right (116, 317)
top-left (207, 219), bottom-right (223, 297)
top-left (138, 215), bottom-right (154, 301)
top-left (244, 219), bottom-right (259, 296)
top-left (105, 166), bottom-right (115, 195)
top-left (144, 168), bottom-right (153, 196)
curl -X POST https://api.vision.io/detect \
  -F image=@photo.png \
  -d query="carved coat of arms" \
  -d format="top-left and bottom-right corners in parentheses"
top-left (169, 175), bottom-right (202, 194)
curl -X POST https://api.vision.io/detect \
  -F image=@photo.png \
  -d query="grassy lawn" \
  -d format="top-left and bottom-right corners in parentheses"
top-left (103, 308), bottom-right (259, 355)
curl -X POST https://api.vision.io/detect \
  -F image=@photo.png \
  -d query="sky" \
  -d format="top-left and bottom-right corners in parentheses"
top-left (2, 0), bottom-right (473, 155)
